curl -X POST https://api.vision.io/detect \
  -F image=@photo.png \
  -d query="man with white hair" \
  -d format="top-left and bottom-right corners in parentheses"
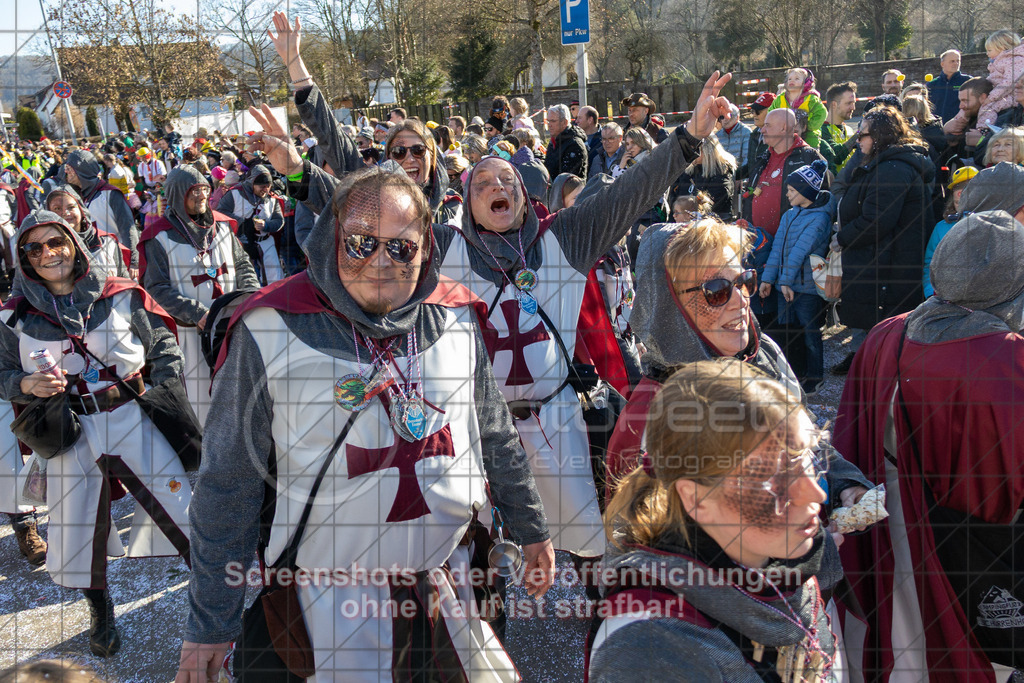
top-left (930, 49), bottom-right (972, 123)
top-left (715, 103), bottom-right (753, 174)
top-left (544, 104), bottom-right (589, 179)
top-left (589, 122), bottom-right (625, 178)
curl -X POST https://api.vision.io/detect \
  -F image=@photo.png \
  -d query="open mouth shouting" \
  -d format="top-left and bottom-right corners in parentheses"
top-left (490, 196), bottom-right (511, 217)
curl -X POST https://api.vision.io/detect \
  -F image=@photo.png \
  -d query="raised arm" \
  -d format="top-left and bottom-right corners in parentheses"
top-left (247, 104), bottom-right (340, 215)
top-left (268, 12), bottom-right (362, 177)
top-left (552, 71), bottom-right (732, 272)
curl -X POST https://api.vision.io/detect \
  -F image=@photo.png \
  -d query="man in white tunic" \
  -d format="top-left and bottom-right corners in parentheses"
top-left (140, 166), bottom-right (259, 423)
top-left (176, 165), bottom-right (554, 682)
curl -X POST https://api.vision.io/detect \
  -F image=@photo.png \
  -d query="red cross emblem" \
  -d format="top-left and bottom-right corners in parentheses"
top-left (345, 423), bottom-right (455, 522)
top-left (481, 299), bottom-right (551, 386)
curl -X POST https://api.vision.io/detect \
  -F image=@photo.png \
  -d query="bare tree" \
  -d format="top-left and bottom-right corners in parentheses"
top-left (48, 0), bottom-right (228, 126)
top-left (204, 0), bottom-right (285, 103)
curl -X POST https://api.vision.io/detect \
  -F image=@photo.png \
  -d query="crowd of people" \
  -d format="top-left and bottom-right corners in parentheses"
top-left (0, 12), bottom-right (1021, 683)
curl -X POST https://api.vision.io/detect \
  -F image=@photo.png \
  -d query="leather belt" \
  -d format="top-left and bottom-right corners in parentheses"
top-left (68, 376), bottom-right (145, 415)
top-left (506, 377), bottom-right (570, 421)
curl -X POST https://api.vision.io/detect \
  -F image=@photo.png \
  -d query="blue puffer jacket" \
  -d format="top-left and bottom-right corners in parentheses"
top-left (762, 190), bottom-right (833, 295)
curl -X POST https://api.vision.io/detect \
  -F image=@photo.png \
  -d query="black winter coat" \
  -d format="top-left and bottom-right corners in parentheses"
top-left (544, 125), bottom-right (589, 179)
top-left (669, 167), bottom-right (735, 219)
top-left (836, 144), bottom-right (934, 330)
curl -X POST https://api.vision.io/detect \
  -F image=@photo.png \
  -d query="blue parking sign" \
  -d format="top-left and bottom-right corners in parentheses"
top-left (560, 0), bottom-right (590, 45)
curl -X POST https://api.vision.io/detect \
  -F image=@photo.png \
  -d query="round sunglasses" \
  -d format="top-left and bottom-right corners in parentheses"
top-left (22, 235), bottom-right (70, 260)
top-left (343, 233), bottom-right (420, 264)
top-left (681, 269), bottom-right (757, 307)
top-left (389, 144), bottom-right (427, 161)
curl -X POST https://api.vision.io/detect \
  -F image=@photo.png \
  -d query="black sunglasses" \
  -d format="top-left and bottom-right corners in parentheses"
top-left (22, 235), bottom-right (70, 259)
top-left (343, 233), bottom-right (420, 264)
top-left (681, 269), bottom-right (758, 307)
top-left (484, 126), bottom-right (497, 133)
top-left (389, 144), bottom-right (427, 161)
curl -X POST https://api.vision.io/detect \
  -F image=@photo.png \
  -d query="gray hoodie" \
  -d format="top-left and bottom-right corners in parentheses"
top-left (0, 211), bottom-right (182, 403)
top-left (295, 84), bottom-right (461, 224)
top-left (64, 150), bottom-right (138, 266)
top-left (590, 528), bottom-right (837, 682)
top-left (184, 166), bottom-right (548, 644)
top-left (43, 183), bottom-right (129, 278)
top-left (141, 165), bottom-right (259, 325)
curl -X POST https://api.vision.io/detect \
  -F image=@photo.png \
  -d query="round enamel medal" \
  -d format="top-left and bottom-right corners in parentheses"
top-left (334, 374), bottom-right (369, 411)
top-left (514, 267), bottom-right (538, 292)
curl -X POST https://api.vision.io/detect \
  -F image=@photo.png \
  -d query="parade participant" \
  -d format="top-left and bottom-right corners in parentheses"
top-left (0, 211), bottom-right (192, 658)
top-left (590, 360), bottom-right (839, 682)
top-left (835, 211), bottom-right (1024, 682)
top-left (175, 167), bottom-right (554, 682)
top-left (250, 51), bottom-right (734, 568)
top-left (45, 184), bottom-right (130, 279)
top-left (270, 14), bottom-right (462, 226)
top-left (605, 220), bottom-right (872, 506)
top-left (62, 150), bottom-right (139, 278)
top-left (139, 166), bottom-right (259, 423)
top-left (0, 180), bottom-right (16, 285)
top-left (217, 164), bottom-right (285, 284)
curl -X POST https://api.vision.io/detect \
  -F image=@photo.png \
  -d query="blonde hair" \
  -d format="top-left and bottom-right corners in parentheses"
top-left (901, 95), bottom-right (937, 126)
top-left (983, 126), bottom-right (1024, 166)
top-left (510, 97), bottom-right (529, 117)
top-left (696, 135), bottom-right (738, 179)
top-left (623, 127), bottom-right (654, 153)
top-left (604, 360), bottom-right (804, 549)
top-left (663, 218), bottom-right (751, 292)
top-left (986, 29), bottom-right (1022, 54)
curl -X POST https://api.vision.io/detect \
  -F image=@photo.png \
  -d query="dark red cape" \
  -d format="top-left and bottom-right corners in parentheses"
top-left (94, 227), bottom-right (133, 271)
top-left (2, 277), bottom-right (177, 340)
top-left (212, 271), bottom-right (488, 375)
top-left (604, 376), bottom-right (661, 499)
top-left (137, 212), bottom-right (237, 278)
top-left (834, 314), bottom-right (1024, 682)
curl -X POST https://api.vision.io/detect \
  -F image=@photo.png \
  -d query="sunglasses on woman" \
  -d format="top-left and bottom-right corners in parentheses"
top-left (681, 269), bottom-right (757, 307)
top-left (389, 144), bottom-right (427, 161)
top-left (343, 233), bottom-right (420, 264)
top-left (22, 235), bottom-right (70, 259)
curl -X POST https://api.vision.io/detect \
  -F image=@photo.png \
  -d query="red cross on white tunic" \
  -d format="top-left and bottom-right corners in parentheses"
top-left (345, 423), bottom-right (455, 522)
top-left (481, 298), bottom-right (551, 386)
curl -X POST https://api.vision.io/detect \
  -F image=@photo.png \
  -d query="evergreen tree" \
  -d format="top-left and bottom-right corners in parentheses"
top-left (16, 108), bottom-right (43, 141)
top-left (448, 22), bottom-right (497, 102)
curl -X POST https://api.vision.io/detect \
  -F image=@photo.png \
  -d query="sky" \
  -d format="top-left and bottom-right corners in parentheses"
top-left (0, 0), bottom-right (211, 57)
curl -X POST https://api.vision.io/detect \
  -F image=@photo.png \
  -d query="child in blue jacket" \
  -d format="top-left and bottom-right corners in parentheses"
top-left (758, 159), bottom-right (832, 395)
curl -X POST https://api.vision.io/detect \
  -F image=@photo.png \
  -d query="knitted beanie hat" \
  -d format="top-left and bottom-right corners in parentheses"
top-left (787, 159), bottom-right (828, 202)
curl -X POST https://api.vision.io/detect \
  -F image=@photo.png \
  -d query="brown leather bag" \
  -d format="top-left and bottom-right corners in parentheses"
top-left (261, 585), bottom-right (316, 678)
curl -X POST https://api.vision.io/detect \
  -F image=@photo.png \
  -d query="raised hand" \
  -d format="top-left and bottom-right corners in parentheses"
top-left (685, 71), bottom-right (734, 140)
top-left (247, 104), bottom-right (304, 177)
top-left (268, 11), bottom-right (309, 83)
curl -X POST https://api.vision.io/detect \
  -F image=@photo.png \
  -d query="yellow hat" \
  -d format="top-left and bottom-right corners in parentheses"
top-left (425, 121), bottom-right (438, 129)
top-left (948, 165), bottom-right (978, 189)
top-left (136, 146), bottom-right (152, 160)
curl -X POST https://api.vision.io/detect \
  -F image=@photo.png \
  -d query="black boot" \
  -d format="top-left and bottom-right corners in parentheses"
top-left (82, 588), bottom-right (121, 657)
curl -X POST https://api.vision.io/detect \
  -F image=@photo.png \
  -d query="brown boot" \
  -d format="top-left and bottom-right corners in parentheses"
top-left (15, 522), bottom-right (47, 566)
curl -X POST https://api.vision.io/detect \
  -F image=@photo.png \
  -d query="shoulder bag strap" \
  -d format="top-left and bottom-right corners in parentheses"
top-left (276, 410), bottom-right (360, 569)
